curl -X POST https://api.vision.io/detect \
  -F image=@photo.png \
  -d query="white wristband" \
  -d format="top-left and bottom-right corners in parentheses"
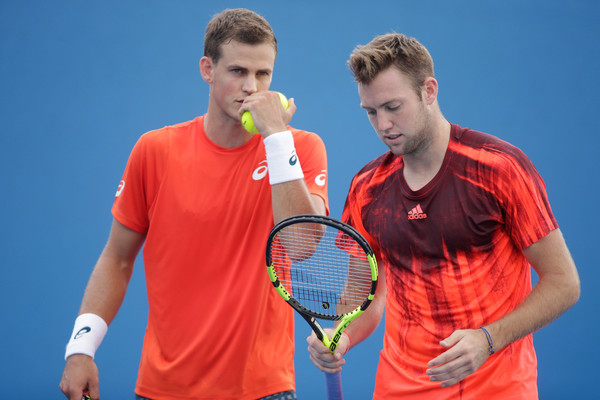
top-left (65, 313), bottom-right (108, 360)
top-left (264, 130), bottom-right (304, 185)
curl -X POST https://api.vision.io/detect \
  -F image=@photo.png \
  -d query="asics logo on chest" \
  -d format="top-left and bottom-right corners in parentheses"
top-left (252, 160), bottom-right (328, 187)
top-left (252, 160), bottom-right (269, 181)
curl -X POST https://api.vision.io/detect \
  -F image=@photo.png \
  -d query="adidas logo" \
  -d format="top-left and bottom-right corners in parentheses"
top-left (408, 204), bottom-right (427, 220)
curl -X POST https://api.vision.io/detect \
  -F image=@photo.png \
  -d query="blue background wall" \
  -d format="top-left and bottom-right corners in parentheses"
top-left (1, 1), bottom-right (598, 398)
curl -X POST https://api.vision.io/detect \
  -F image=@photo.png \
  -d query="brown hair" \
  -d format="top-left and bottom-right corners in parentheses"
top-left (203, 8), bottom-right (277, 63)
top-left (348, 33), bottom-right (434, 97)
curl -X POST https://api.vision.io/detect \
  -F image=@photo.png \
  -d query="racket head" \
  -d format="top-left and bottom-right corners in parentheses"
top-left (266, 214), bottom-right (378, 322)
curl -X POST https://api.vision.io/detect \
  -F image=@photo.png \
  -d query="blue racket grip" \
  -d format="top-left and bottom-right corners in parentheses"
top-left (325, 371), bottom-right (343, 400)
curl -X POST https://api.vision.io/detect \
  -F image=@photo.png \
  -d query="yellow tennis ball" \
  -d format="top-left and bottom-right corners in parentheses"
top-left (241, 92), bottom-right (289, 134)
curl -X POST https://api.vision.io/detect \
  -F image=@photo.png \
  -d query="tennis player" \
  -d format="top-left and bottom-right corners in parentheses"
top-left (307, 33), bottom-right (579, 399)
top-left (60, 8), bottom-right (328, 400)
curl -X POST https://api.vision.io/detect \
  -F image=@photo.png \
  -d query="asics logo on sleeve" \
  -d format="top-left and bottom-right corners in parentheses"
top-left (115, 180), bottom-right (125, 197)
top-left (289, 153), bottom-right (298, 166)
top-left (315, 170), bottom-right (327, 187)
top-left (74, 327), bottom-right (91, 340)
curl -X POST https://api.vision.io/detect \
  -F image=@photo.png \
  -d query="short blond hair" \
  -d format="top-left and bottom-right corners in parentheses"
top-left (348, 33), bottom-right (434, 97)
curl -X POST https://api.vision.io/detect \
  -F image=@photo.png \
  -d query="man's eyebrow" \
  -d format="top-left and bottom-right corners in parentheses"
top-left (227, 64), bottom-right (247, 71)
top-left (360, 99), bottom-right (399, 110)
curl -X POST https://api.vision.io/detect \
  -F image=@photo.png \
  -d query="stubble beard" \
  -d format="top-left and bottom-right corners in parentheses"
top-left (391, 102), bottom-right (433, 157)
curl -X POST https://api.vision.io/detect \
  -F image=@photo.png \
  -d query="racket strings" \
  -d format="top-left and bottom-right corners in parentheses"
top-left (270, 223), bottom-right (373, 319)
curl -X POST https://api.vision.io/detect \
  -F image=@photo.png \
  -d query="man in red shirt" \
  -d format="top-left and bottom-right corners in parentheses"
top-left (307, 33), bottom-right (579, 399)
top-left (60, 9), bottom-right (328, 400)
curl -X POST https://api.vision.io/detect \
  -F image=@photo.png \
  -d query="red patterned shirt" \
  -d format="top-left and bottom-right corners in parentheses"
top-left (342, 124), bottom-right (556, 399)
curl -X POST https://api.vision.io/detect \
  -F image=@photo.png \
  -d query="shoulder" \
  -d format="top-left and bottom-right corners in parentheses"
top-left (131, 117), bottom-right (200, 159)
top-left (289, 126), bottom-right (327, 159)
top-left (289, 126), bottom-right (324, 145)
top-left (452, 124), bottom-right (534, 171)
top-left (137, 118), bottom-right (199, 145)
top-left (351, 152), bottom-right (400, 192)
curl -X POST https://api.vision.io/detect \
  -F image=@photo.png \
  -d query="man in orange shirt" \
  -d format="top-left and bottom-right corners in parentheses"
top-left (60, 9), bottom-right (328, 400)
top-left (307, 33), bottom-right (579, 399)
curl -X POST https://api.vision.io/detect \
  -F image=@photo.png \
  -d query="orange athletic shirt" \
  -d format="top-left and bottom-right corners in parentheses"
top-left (112, 116), bottom-right (329, 400)
top-left (342, 124), bottom-right (556, 399)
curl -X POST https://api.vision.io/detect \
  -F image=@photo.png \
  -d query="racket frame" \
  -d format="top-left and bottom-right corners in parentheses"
top-left (266, 214), bottom-right (378, 353)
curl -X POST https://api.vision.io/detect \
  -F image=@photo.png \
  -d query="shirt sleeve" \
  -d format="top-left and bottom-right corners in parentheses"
top-left (293, 129), bottom-right (329, 215)
top-left (111, 129), bottom-right (168, 233)
top-left (489, 144), bottom-right (558, 250)
top-left (341, 172), bottom-right (383, 260)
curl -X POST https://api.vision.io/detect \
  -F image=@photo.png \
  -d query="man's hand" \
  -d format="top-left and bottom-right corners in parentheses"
top-left (306, 330), bottom-right (350, 374)
top-left (59, 354), bottom-right (99, 400)
top-left (240, 91), bottom-right (296, 136)
top-left (425, 328), bottom-right (491, 387)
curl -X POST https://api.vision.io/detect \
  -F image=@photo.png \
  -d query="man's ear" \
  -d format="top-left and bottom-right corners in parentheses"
top-left (199, 56), bottom-right (213, 83)
top-left (422, 77), bottom-right (438, 106)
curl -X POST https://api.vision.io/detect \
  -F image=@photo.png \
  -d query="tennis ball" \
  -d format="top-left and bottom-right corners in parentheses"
top-left (241, 92), bottom-right (289, 134)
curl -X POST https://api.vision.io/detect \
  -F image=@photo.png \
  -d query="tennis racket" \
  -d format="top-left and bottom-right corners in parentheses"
top-left (81, 389), bottom-right (90, 400)
top-left (266, 214), bottom-right (378, 400)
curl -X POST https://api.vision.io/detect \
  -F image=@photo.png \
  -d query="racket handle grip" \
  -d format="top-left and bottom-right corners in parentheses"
top-left (82, 389), bottom-right (91, 400)
top-left (325, 371), bottom-right (343, 400)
